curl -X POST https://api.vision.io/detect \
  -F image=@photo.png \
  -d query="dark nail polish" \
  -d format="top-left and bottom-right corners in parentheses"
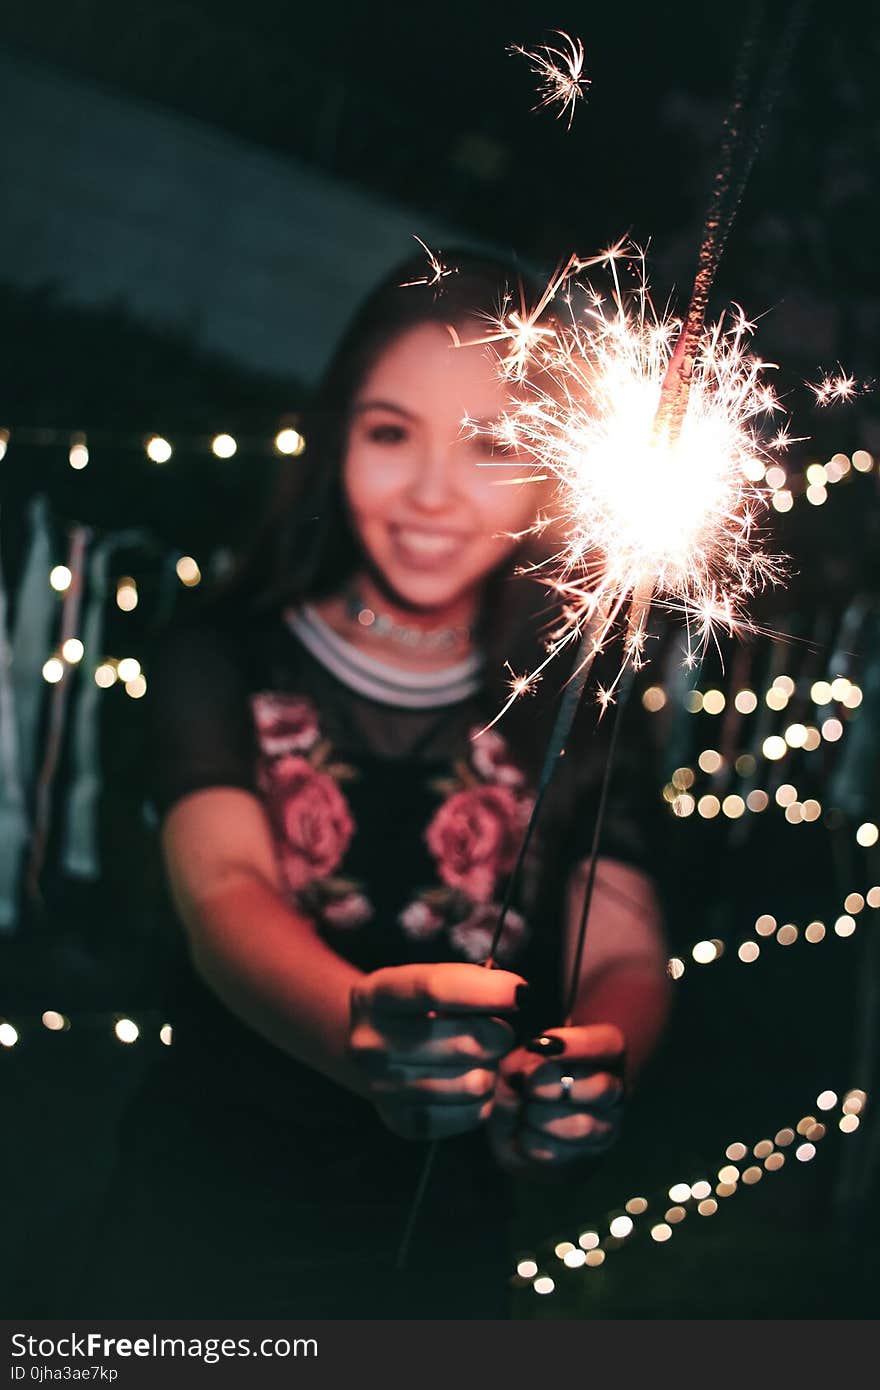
top-left (411, 1110), bottom-right (429, 1139)
top-left (515, 983), bottom-right (531, 1009)
top-left (526, 1034), bottom-right (565, 1056)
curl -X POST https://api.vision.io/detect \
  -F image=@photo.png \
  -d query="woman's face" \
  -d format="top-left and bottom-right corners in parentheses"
top-left (343, 320), bottom-right (544, 615)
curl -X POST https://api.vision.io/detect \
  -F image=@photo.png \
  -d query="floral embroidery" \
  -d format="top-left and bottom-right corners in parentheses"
top-left (449, 904), bottom-right (528, 963)
top-left (251, 694), bottom-right (533, 965)
top-left (399, 725), bottom-right (533, 964)
top-left (425, 784), bottom-right (525, 904)
top-left (251, 693), bottom-right (320, 756)
top-left (250, 692), bottom-right (371, 927)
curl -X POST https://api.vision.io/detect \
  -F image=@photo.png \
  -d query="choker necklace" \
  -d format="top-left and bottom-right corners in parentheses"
top-left (344, 588), bottom-right (472, 653)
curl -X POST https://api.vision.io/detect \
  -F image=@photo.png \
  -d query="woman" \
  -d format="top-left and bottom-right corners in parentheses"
top-left (82, 249), bottom-right (670, 1318)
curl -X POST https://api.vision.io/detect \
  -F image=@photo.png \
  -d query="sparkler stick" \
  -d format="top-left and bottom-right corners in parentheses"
top-left (562, 668), bottom-right (634, 1025)
top-left (394, 602), bottom-right (613, 1272)
top-left (485, 598), bottom-right (615, 966)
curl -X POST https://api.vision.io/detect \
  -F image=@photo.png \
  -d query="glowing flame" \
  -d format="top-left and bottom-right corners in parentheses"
top-left (464, 242), bottom-right (787, 713)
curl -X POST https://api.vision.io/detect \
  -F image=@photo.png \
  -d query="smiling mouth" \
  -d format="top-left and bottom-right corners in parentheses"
top-left (388, 525), bottom-right (473, 567)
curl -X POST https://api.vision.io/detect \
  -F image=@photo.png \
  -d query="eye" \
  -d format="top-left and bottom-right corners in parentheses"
top-left (366, 422), bottom-right (409, 445)
top-left (467, 432), bottom-right (500, 458)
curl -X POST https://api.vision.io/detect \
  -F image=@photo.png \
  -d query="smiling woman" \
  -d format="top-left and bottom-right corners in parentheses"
top-left (78, 250), bottom-right (669, 1319)
top-left (340, 321), bottom-right (544, 628)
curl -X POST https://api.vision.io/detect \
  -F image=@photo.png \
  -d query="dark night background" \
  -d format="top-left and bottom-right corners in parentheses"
top-left (1, 0), bottom-right (879, 1319)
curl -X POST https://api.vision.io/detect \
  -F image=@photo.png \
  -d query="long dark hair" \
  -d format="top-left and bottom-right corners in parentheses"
top-left (201, 246), bottom-right (569, 773)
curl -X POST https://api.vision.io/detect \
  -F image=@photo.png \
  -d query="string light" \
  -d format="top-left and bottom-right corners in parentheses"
top-left (521, 1086), bottom-right (866, 1296)
top-left (275, 428), bottom-right (306, 456)
top-left (116, 577), bottom-right (138, 612)
top-left (762, 736), bottom-right (786, 761)
top-left (41, 1011), bottom-right (69, 1032)
top-left (609, 1216), bottom-right (633, 1239)
top-left (113, 1018), bottom-right (139, 1044)
top-left (94, 663), bottom-right (118, 688)
top-left (116, 658), bottom-right (141, 683)
top-left (146, 436), bottom-right (173, 464)
top-left (1, 424), bottom-right (308, 462)
top-left (0, 1022), bottom-right (19, 1047)
top-left (42, 657), bottom-right (65, 684)
top-left (49, 566), bottom-right (72, 592)
top-left (211, 433), bottom-right (238, 459)
top-left (175, 556), bottom-right (202, 587)
top-left (670, 885), bottom-right (879, 973)
top-left (61, 638), bottom-right (84, 664)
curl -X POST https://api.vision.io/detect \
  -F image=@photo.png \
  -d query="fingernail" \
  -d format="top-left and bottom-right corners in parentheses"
top-left (515, 983), bottom-right (531, 1009)
top-left (526, 1034), bottom-right (565, 1056)
top-left (411, 1110), bottom-right (429, 1139)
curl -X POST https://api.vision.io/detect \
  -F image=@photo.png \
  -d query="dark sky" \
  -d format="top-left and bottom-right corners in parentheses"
top-left (1, 0), bottom-right (877, 394)
top-left (2, 1), bottom-right (875, 270)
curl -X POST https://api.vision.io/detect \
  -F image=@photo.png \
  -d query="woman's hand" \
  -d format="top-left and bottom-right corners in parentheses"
top-left (487, 1023), bottom-right (626, 1177)
top-left (348, 962), bottom-right (526, 1141)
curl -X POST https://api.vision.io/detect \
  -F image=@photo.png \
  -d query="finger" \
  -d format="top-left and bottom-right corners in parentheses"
top-left (528, 1025), bottom-right (625, 1064)
top-left (526, 1071), bottom-right (624, 1107)
top-left (355, 963), bottom-right (527, 1016)
top-left (348, 1015), bottom-right (515, 1076)
top-left (488, 1070), bottom-right (521, 1122)
top-left (499, 1047), bottom-right (617, 1095)
top-left (521, 1103), bottom-right (617, 1145)
top-left (383, 1015), bottom-right (515, 1065)
top-left (518, 1121), bottom-right (617, 1165)
top-left (368, 1065), bottom-right (497, 1105)
top-left (382, 1098), bottom-right (493, 1141)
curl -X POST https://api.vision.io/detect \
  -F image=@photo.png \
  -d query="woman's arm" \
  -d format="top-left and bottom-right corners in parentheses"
top-left (160, 785), bottom-right (525, 1135)
top-left (161, 786), bottom-right (371, 1096)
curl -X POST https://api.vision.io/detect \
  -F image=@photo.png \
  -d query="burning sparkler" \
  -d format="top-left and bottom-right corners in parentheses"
top-left (465, 242), bottom-right (787, 725)
top-left (508, 31), bottom-right (590, 129)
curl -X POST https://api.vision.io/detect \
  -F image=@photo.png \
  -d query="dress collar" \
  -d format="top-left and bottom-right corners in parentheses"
top-left (284, 604), bottom-right (484, 709)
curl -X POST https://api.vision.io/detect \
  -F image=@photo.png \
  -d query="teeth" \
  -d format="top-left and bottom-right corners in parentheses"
top-left (395, 529), bottom-right (465, 556)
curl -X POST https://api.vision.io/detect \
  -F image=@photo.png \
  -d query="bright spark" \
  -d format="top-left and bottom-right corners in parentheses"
top-left (808, 369), bottom-right (859, 407)
top-left (465, 242), bottom-right (788, 697)
top-left (399, 237), bottom-right (456, 289)
top-left (508, 31), bottom-right (590, 130)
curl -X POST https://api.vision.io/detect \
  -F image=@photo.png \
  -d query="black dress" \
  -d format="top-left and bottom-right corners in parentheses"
top-left (80, 601), bottom-right (659, 1318)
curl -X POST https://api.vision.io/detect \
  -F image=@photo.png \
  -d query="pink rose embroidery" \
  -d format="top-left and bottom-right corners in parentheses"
top-left (399, 899), bottom-right (444, 940)
top-left (469, 727), bottom-right (525, 788)
top-left (263, 755), bottom-right (355, 892)
top-left (322, 892), bottom-right (373, 929)
top-left (425, 785), bottom-right (522, 903)
top-left (251, 692), bottom-right (320, 755)
top-left (450, 904), bottom-right (528, 964)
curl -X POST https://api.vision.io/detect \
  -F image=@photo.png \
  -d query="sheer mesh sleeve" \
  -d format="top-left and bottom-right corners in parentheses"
top-left (144, 618), bottom-right (258, 822)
